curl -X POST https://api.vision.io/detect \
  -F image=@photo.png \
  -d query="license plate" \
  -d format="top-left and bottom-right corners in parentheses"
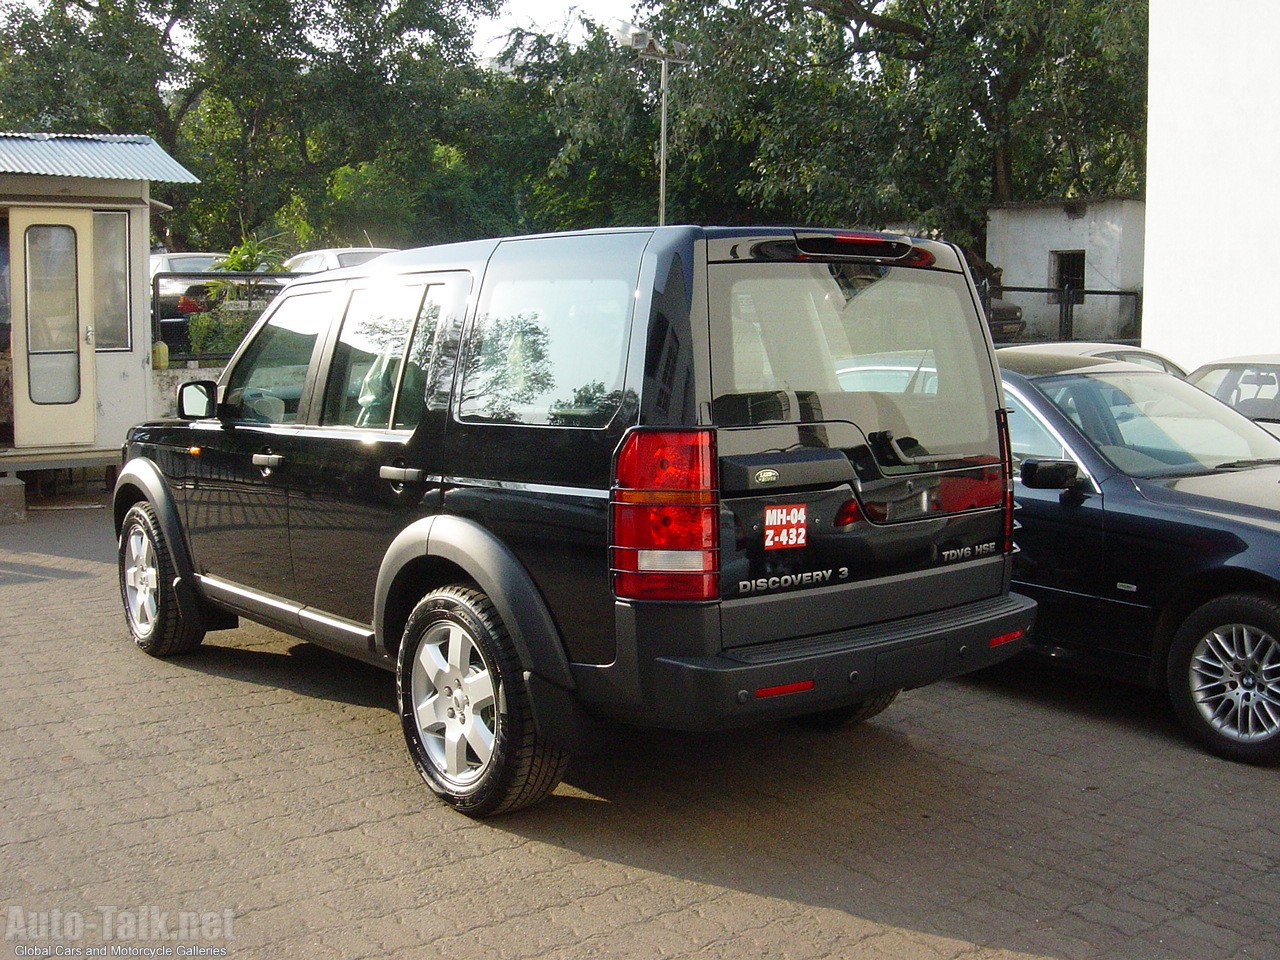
top-left (764, 504), bottom-right (807, 549)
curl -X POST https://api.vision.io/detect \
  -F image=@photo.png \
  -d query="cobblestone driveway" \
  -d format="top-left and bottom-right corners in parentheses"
top-left (2, 504), bottom-right (1276, 959)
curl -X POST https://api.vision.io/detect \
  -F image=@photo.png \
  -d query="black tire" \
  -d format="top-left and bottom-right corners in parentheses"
top-left (118, 502), bottom-right (205, 657)
top-left (397, 585), bottom-right (570, 817)
top-left (1167, 593), bottom-right (1280, 765)
top-left (791, 690), bottom-right (901, 731)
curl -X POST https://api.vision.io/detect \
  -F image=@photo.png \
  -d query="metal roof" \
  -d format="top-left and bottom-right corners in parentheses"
top-left (0, 133), bottom-right (198, 183)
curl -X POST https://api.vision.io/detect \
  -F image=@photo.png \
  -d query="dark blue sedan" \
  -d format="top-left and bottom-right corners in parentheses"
top-left (999, 347), bottom-right (1280, 764)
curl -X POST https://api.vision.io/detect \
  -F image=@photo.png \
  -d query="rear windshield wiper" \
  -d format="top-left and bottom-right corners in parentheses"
top-left (1213, 458), bottom-right (1280, 470)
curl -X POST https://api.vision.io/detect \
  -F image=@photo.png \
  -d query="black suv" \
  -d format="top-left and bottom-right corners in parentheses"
top-left (115, 227), bottom-right (1035, 816)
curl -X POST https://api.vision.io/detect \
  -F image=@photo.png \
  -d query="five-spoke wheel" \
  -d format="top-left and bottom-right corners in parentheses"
top-left (397, 585), bottom-right (569, 816)
top-left (117, 502), bottom-right (204, 656)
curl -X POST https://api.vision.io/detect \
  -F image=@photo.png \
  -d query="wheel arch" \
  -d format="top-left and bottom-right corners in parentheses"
top-left (1149, 566), bottom-right (1280, 687)
top-left (376, 515), bottom-right (576, 691)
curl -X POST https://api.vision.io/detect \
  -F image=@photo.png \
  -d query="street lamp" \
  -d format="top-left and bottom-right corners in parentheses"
top-left (610, 20), bottom-right (693, 226)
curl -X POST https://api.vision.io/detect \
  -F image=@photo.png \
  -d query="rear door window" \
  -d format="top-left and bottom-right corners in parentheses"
top-left (709, 262), bottom-right (999, 471)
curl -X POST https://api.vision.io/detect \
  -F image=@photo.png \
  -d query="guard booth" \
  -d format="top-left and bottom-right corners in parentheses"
top-left (0, 133), bottom-right (197, 498)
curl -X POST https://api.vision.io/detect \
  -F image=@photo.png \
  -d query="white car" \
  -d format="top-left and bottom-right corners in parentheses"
top-left (998, 341), bottom-right (1188, 377)
top-left (282, 247), bottom-right (396, 273)
top-left (1188, 354), bottom-right (1280, 437)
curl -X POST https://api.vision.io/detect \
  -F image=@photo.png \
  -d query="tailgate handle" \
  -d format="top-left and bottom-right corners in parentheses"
top-left (252, 453), bottom-right (282, 468)
top-left (380, 465), bottom-right (424, 483)
top-left (720, 448), bottom-right (856, 491)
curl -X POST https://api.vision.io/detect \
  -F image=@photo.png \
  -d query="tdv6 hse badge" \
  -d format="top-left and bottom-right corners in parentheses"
top-left (940, 541), bottom-right (999, 562)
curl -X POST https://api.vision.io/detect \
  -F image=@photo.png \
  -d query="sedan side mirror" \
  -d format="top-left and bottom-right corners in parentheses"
top-left (177, 379), bottom-right (220, 420)
top-left (1020, 458), bottom-right (1080, 490)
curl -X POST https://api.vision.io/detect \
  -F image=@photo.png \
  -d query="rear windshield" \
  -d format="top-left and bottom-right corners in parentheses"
top-left (709, 262), bottom-right (1000, 470)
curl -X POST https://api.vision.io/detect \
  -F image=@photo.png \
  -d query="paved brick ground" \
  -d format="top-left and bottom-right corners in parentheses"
top-left (1, 502), bottom-right (1277, 960)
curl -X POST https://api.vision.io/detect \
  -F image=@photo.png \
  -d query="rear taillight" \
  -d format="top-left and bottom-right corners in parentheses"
top-left (996, 408), bottom-right (1015, 553)
top-left (612, 429), bottom-right (719, 601)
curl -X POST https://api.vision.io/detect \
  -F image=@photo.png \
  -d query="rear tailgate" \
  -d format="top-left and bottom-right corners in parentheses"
top-left (706, 232), bottom-right (1008, 648)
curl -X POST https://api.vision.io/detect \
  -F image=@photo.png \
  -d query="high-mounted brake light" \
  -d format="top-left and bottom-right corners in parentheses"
top-left (612, 429), bottom-right (719, 601)
top-left (792, 230), bottom-right (935, 267)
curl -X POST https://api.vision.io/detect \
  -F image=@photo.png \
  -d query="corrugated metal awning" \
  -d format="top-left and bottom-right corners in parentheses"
top-left (0, 133), bottom-right (198, 183)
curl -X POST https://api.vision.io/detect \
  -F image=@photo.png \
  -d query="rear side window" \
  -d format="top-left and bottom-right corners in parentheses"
top-left (709, 263), bottom-right (999, 470)
top-left (458, 232), bottom-right (649, 427)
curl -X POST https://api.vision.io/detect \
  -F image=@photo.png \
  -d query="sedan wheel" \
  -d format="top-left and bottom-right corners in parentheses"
top-left (1169, 593), bottom-right (1280, 764)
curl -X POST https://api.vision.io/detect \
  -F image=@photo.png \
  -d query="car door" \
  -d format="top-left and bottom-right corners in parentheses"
top-left (182, 289), bottom-right (335, 597)
top-left (286, 274), bottom-right (470, 625)
top-left (1005, 385), bottom-right (1111, 650)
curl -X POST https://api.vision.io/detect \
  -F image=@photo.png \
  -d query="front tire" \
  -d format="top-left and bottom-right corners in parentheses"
top-left (397, 585), bottom-right (569, 817)
top-left (1167, 593), bottom-right (1280, 764)
top-left (118, 502), bottom-right (205, 657)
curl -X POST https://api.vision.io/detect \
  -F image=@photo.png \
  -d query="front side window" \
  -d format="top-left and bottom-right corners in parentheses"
top-left (1004, 389), bottom-right (1068, 464)
top-left (223, 292), bottom-right (331, 423)
top-left (709, 262), bottom-right (999, 471)
top-left (458, 232), bottom-right (648, 427)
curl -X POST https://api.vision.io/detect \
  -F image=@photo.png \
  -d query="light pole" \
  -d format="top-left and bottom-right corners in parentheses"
top-left (610, 20), bottom-right (692, 226)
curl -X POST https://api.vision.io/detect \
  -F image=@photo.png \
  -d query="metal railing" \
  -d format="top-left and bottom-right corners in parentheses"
top-left (151, 270), bottom-right (297, 362)
top-left (980, 281), bottom-right (1142, 344)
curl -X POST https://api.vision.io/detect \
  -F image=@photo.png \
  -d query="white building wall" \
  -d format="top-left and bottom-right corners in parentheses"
top-left (986, 198), bottom-right (1144, 341)
top-left (1143, 0), bottom-right (1280, 371)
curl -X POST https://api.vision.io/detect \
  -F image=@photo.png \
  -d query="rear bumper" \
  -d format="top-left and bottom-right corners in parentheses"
top-left (572, 592), bottom-right (1036, 730)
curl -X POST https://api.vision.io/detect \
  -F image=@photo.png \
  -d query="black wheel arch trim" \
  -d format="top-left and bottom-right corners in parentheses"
top-left (113, 458), bottom-right (214, 632)
top-left (376, 514), bottom-right (576, 691)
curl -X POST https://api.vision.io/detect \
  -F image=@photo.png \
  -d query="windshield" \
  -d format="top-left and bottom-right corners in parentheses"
top-left (1036, 370), bottom-right (1280, 477)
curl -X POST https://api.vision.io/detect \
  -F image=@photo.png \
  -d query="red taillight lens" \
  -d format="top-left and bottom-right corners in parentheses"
top-left (612, 429), bottom-right (719, 601)
top-left (833, 498), bottom-right (863, 527)
top-left (177, 295), bottom-right (205, 314)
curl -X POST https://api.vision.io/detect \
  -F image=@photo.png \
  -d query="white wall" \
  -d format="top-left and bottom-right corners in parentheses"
top-left (1143, 0), bottom-right (1280, 371)
top-left (987, 199), bottom-right (1144, 340)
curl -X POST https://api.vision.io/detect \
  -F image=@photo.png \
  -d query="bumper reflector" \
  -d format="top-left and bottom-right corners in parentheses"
top-left (754, 680), bottom-right (815, 699)
top-left (989, 629), bottom-right (1024, 648)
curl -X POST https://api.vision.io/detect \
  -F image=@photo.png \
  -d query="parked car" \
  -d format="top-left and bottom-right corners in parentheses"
top-left (1000, 341), bottom-right (1188, 377)
top-left (149, 251), bottom-right (228, 351)
top-left (1001, 349), bottom-right (1280, 764)
top-left (985, 297), bottom-right (1025, 342)
top-left (1187, 354), bottom-right (1280, 436)
top-left (114, 226), bottom-right (1035, 816)
top-left (282, 247), bottom-right (396, 273)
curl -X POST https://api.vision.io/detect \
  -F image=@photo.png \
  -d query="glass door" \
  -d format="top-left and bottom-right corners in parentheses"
top-left (8, 208), bottom-right (97, 447)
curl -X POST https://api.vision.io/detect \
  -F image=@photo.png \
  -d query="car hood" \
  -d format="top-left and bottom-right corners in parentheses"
top-left (1137, 465), bottom-right (1280, 532)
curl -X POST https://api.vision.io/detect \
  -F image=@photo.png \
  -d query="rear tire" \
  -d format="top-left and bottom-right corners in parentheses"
top-left (397, 585), bottom-right (570, 817)
top-left (1167, 593), bottom-right (1280, 765)
top-left (791, 690), bottom-right (901, 731)
top-left (118, 502), bottom-right (205, 657)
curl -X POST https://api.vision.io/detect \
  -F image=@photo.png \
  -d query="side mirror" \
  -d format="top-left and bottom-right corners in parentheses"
top-left (1020, 458), bottom-right (1079, 490)
top-left (177, 380), bottom-right (219, 420)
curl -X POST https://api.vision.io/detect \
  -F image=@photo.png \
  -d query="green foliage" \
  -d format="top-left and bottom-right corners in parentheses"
top-left (187, 308), bottom-right (256, 356)
top-left (0, 0), bottom-right (1145, 254)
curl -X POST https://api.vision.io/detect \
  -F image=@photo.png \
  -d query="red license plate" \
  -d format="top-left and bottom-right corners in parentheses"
top-left (764, 504), bottom-right (807, 550)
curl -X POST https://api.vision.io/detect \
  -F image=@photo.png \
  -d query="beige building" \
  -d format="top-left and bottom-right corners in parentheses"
top-left (0, 133), bottom-right (196, 478)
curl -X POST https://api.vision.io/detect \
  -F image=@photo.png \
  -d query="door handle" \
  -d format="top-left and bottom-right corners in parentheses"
top-left (252, 453), bottom-right (283, 468)
top-left (380, 465), bottom-right (424, 483)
